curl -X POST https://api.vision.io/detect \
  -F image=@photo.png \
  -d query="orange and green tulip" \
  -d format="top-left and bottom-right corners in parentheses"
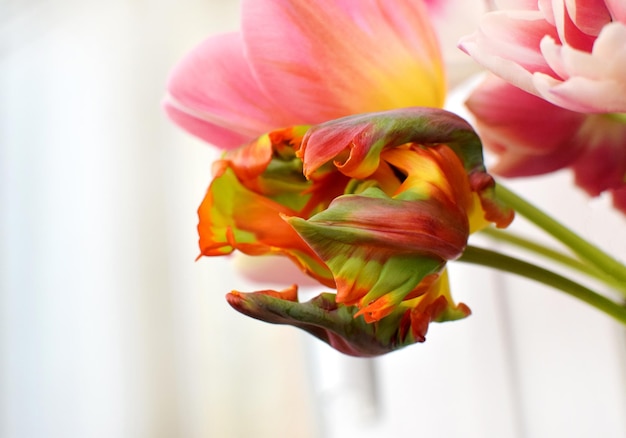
top-left (200, 107), bottom-right (513, 356)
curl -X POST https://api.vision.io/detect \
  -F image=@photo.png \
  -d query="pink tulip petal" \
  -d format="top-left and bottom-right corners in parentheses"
top-left (564, 0), bottom-right (611, 36)
top-left (468, 10), bottom-right (557, 73)
top-left (534, 74), bottom-right (626, 112)
top-left (532, 22), bottom-right (626, 112)
top-left (463, 0), bottom-right (626, 216)
top-left (164, 102), bottom-right (251, 148)
top-left (538, 0), bottom-right (556, 25)
top-left (605, 0), bottom-right (626, 22)
top-left (459, 10), bottom-right (559, 96)
top-left (496, 0), bottom-right (540, 9)
top-left (483, 140), bottom-right (581, 176)
top-left (460, 39), bottom-right (539, 94)
top-left (166, 33), bottom-right (297, 149)
top-left (570, 115), bottom-right (626, 196)
top-left (538, 36), bottom-right (569, 79)
top-left (592, 22), bottom-right (626, 75)
top-left (466, 75), bottom-right (586, 176)
top-left (241, 0), bottom-right (445, 123)
top-left (553, 0), bottom-right (596, 51)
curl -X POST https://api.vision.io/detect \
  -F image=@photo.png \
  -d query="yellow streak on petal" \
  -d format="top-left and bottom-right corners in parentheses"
top-left (355, 58), bottom-right (446, 111)
top-left (468, 193), bottom-right (492, 233)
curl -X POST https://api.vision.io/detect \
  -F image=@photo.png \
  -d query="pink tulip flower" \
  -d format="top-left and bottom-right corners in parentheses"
top-left (165, 0), bottom-right (489, 150)
top-left (459, 0), bottom-right (626, 212)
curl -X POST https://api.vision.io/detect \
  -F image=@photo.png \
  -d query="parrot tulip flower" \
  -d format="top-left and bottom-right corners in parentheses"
top-left (459, 0), bottom-right (626, 213)
top-left (200, 108), bottom-right (513, 355)
top-left (164, 0), bottom-right (487, 150)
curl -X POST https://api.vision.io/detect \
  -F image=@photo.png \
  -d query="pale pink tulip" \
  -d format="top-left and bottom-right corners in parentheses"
top-left (165, 0), bottom-right (446, 149)
top-left (165, 0), bottom-right (490, 150)
top-left (460, 0), bottom-right (626, 212)
top-left (460, 0), bottom-right (626, 113)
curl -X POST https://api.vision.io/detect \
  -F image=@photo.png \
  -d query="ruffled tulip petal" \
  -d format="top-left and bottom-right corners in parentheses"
top-left (198, 165), bottom-right (335, 287)
top-left (165, 33), bottom-right (297, 149)
top-left (241, 0), bottom-right (445, 123)
top-left (225, 285), bottom-right (469, 357)
top-left (290, 187), bottom-right (468, 262)
top-left (300, 108), bottom-right (515, 228)
top-left (286, 186), bottom-right (463, 316)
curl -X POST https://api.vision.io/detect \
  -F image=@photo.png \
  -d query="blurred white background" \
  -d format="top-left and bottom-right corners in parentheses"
top-left (1, 1), bottom-right (315, 437)
top-left (1, 1), bottom-right (625, 438)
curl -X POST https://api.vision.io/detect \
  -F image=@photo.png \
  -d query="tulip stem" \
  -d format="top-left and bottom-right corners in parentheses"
top-left (459, 246), bottom-right (626, 325)
top-left (495, 184), bottom-right (626, 284)
top-left (479, 227), bottom-right (626, 296)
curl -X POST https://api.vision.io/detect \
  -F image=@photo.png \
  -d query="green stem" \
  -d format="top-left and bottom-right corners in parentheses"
top-left (480, 227), bottom-right (626, 296)
top-left (496, 184), bottom-right (626, 284)
top-left (459, 246), bottom-right (626, 325)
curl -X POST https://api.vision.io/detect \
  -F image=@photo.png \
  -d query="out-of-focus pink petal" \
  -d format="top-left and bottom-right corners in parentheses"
top-left (463, 0), bottom-right (626, 215)
top-left (538, 36), bottom-right (569, 79)
top-left (165, 33), bottom-right (297, 149)
top-left (564, 0), bottom-right (611, 36)
top-left (531, 22), bottom-right (626, 112)
top-left (241, 0), bottom-right (445, 123)
top-left (605, 0), bottom-right (626, 22)
top-left (593, 22), bottom-right (626, 75)
top-left (558, 1), bottom-right (597, 51)
top-left (496, 0), bottom-right (539, 9)
top-left (538, 0), bottom-right (556, 25)
top-left (164, 103), bottom-right (251, 148)
top-left (570, 115), bottom-right (626, 196)
top-left (469, 11), bottom-right (556, 74)
top-left (481, 137), bottom-right (582, 176)
top-left (462, 2), bottom-right (626, 109)
top-left (459, 10), bottom-right (559, 94)
top-left (466, 75), bottom-right (586, 175)
top-left (534, 74), bottom-right (626, 113)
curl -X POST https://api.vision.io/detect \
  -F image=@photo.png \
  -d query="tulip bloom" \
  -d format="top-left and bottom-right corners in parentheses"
top-left (164, 0), bottom-right (496, 150)
top-left (200, 108), bottom-right (513, 356)
top-left (459, 0), bottom-right (626, 212)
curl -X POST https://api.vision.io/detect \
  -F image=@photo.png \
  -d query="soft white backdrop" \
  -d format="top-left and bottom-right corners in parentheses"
top-left (2, 1), bottom-right (625, 438)
top-left (1, 1), bottom-right (315, 437)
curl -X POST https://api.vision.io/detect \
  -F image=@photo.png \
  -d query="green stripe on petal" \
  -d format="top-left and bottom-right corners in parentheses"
top-left (287, 186), bottom-right (469, 261)
top-left (286, 185), bottom-right (464, 316)
top-left (198, 167), bottom-right (335, 286)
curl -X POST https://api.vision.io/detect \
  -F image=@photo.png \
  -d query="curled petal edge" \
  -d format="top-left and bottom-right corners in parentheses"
top-left (226, 285), bottom-right (470, 357)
